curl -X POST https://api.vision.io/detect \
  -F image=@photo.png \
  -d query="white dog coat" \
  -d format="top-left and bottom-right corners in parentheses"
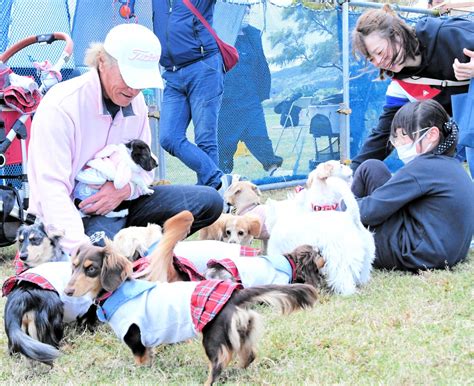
top-left (205, 254), bottom-right (296, 287)
top-left (97, 279), bottom-right (240, 347)
top-left (2, 261), bottom-right (93, 323)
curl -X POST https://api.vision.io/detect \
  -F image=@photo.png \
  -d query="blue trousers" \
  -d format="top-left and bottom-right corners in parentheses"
top-left (83, 184), bottom-right (223, 245)
top-left (218, 98), bottom-right (283, 173)
top-left (159, 54), bottom-right (225, 188)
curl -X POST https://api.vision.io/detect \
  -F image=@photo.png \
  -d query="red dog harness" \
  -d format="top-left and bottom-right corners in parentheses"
top-left (312, 203), bottom-right (339, 211)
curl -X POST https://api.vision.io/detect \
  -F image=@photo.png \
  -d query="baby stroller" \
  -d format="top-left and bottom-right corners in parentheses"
top-left (0, 32), bottom-right (73, 246)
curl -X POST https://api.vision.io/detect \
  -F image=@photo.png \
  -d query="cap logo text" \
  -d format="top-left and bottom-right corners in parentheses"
top-left (128, 49), bottom-right (159, 62)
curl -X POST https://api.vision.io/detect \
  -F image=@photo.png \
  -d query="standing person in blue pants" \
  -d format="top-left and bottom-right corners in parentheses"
top-left (152, 0), bottom-right (233, 193)
top-left (217, 19), bottom-right (283, 175)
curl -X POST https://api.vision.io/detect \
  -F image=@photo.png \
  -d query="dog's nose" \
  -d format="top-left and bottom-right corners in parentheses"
top-left (64, 287), bottom-right (74, 297)
top-left (19, 253), bottom-right (28, 261)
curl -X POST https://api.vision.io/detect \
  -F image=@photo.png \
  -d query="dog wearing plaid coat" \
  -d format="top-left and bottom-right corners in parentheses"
top-left (64, 211), bottom-right (318, 385)
top-left (3, 261), bottom-right (93, 365)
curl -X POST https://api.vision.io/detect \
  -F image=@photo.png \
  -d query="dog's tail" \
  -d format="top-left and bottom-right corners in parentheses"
top-left (326, 176), bottom-right (363, 228)
top-left (145, 210), bottom-right (194, 282)
top-left (4, 288), bottom-right (63, 365)
top-left (231, 283), bottom-right (318, 314)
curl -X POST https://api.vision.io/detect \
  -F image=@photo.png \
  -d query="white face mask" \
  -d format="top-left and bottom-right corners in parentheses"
top-left (396, 130), bottom-right (431, 164)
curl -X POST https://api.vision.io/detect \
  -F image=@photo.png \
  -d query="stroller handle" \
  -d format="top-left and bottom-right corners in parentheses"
top-left (0, 32), bottom-right (73, 63)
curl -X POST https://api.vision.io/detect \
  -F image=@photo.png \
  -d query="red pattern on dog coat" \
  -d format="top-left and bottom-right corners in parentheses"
top-left (191, 280), bottom-right (242, 332)
top-left (131, 255), bottom-right (205, 281)
top-left (206, 258), bottom-right (243, 285)
top-left (2, 272), bottom-right (55, 297)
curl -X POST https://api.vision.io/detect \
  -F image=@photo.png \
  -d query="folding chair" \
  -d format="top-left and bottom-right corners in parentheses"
top-left (308, 105), bottom-right (340, 169)
top-left (274, 96), bottom-right (313, 153)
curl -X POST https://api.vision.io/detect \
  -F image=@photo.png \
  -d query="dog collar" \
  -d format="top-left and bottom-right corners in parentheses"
top-left (312, 203), bottom-right (339, 211)
top-left (284, 254), bottom-right (298, 283)
top-left (237, 202), bottom-right (260, 216)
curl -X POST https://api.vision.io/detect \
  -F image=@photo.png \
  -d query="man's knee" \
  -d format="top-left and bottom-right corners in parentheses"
top-left (159, 133), bottom-right (176, 154)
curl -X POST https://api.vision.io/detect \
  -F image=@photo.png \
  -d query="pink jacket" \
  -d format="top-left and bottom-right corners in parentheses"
top-left (27, 69), bottom-right (152, 253)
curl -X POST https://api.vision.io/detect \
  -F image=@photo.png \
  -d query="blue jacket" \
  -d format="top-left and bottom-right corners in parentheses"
top-left (351, 16), bottom-right (474, 169)
top-left (358, 154), bottom-right (474, 271)
top-left (152, 0), bottom-right (219, 70)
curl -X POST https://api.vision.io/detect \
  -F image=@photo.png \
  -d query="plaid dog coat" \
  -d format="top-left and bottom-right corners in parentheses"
top-left (172, 241), bottom-right (261, 273)
top-left (131, 255), bottom-right (205, 281)
top-left (2, 261), bottom-right (93, 323)
top-left (102, 279), bottom-right (241, 347)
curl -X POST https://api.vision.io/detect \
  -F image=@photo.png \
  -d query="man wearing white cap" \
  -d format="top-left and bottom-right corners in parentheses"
top-left (27, 24), bottom-right (223, 253)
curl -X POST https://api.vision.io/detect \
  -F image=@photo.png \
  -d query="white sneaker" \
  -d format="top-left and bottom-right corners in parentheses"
top-left (218, 174), bottom-right (244, 213)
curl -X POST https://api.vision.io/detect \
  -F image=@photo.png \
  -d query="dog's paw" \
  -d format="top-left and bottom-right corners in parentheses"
top-left (134, 348), bottom-right (152, 366)
top-left (151, 179), bottom-right (172, 186)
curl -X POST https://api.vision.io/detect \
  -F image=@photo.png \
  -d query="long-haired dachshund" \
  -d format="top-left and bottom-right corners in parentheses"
top-left (205, 244), bottom-right (326, 289)
top-left (16, 221), bottom-right (68, 268)
top-left (3, 261), bottom-right (94, 365)
top-left (3, 222), bottom-right (94, 365)
top-left (64, 211), bottom-right (318, 385)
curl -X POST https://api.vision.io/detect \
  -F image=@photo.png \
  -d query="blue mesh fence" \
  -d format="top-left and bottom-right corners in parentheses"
top-left (0, 0), bottom-right (466, 191)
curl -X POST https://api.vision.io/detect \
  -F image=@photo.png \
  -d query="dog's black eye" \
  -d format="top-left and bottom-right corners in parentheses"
top-left (30, 237), bottom-right (43, 245)
top-left (238, 231), bottom-right (244, 236)
top-left (226, 230), bottom-right (231, 236)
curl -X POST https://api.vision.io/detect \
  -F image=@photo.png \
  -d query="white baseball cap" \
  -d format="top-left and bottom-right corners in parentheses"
top-left (103, 24), bottom-right (163, 89)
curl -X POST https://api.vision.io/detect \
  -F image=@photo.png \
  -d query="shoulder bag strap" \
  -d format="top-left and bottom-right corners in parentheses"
top-left (401, 76), bottom-right (470, 87)
top-left (182, 0), bottom-right (220, 43)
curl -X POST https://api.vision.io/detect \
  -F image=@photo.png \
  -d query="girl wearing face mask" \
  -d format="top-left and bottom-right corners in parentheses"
top-left (351, 100), bottom-right (473, 272)
top-left (350, 4), bottom-right (474, 176)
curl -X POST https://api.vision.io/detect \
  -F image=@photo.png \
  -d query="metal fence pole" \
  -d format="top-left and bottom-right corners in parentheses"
top-left (340, 0), bottom-right (351, 161)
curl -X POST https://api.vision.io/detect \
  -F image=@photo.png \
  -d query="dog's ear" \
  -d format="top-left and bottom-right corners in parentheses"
top-left (199, 215), bottom-right (227, 241)
top-left (199, 223), bottom-right (224, 241)
top-left (314, 162), bottom-right (334, 180)
top-left (224, 186), bottom-right (240, 205)
top-left (45, 224), bottom-right (65, 244)
top-left (291, 245), bottom-right (325, 288)
top-left (16, 224), bottom-right (27, 240)
top-left (306, 172), bottom-right (315, 188)
top-left (101, 239), bottom-right (133, 292)
top-left (251, 183), bottom-right (262, 197)
top-left (246, 215), bottom-right (262, 237)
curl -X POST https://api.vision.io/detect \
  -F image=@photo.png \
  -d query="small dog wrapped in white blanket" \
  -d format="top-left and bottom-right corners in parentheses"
top-left (74, 139), bottom-right (158, 217)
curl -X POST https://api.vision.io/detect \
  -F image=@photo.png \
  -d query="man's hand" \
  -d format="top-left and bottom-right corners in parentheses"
top-left (79, 181), bottom-right (131, 216)
top-left (453, 48), bottom-right (474, 81)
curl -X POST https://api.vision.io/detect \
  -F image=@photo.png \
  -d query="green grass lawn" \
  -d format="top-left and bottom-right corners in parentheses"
top-left (0, 193), bottom-right (472, 384)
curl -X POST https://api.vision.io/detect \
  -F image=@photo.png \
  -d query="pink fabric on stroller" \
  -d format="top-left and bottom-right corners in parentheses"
top-left (3, 85), bottom-right (42, 114)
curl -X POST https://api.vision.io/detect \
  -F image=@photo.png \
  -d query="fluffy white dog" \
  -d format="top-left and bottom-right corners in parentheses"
top-left (266, 176), bottom-right (375, 296)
